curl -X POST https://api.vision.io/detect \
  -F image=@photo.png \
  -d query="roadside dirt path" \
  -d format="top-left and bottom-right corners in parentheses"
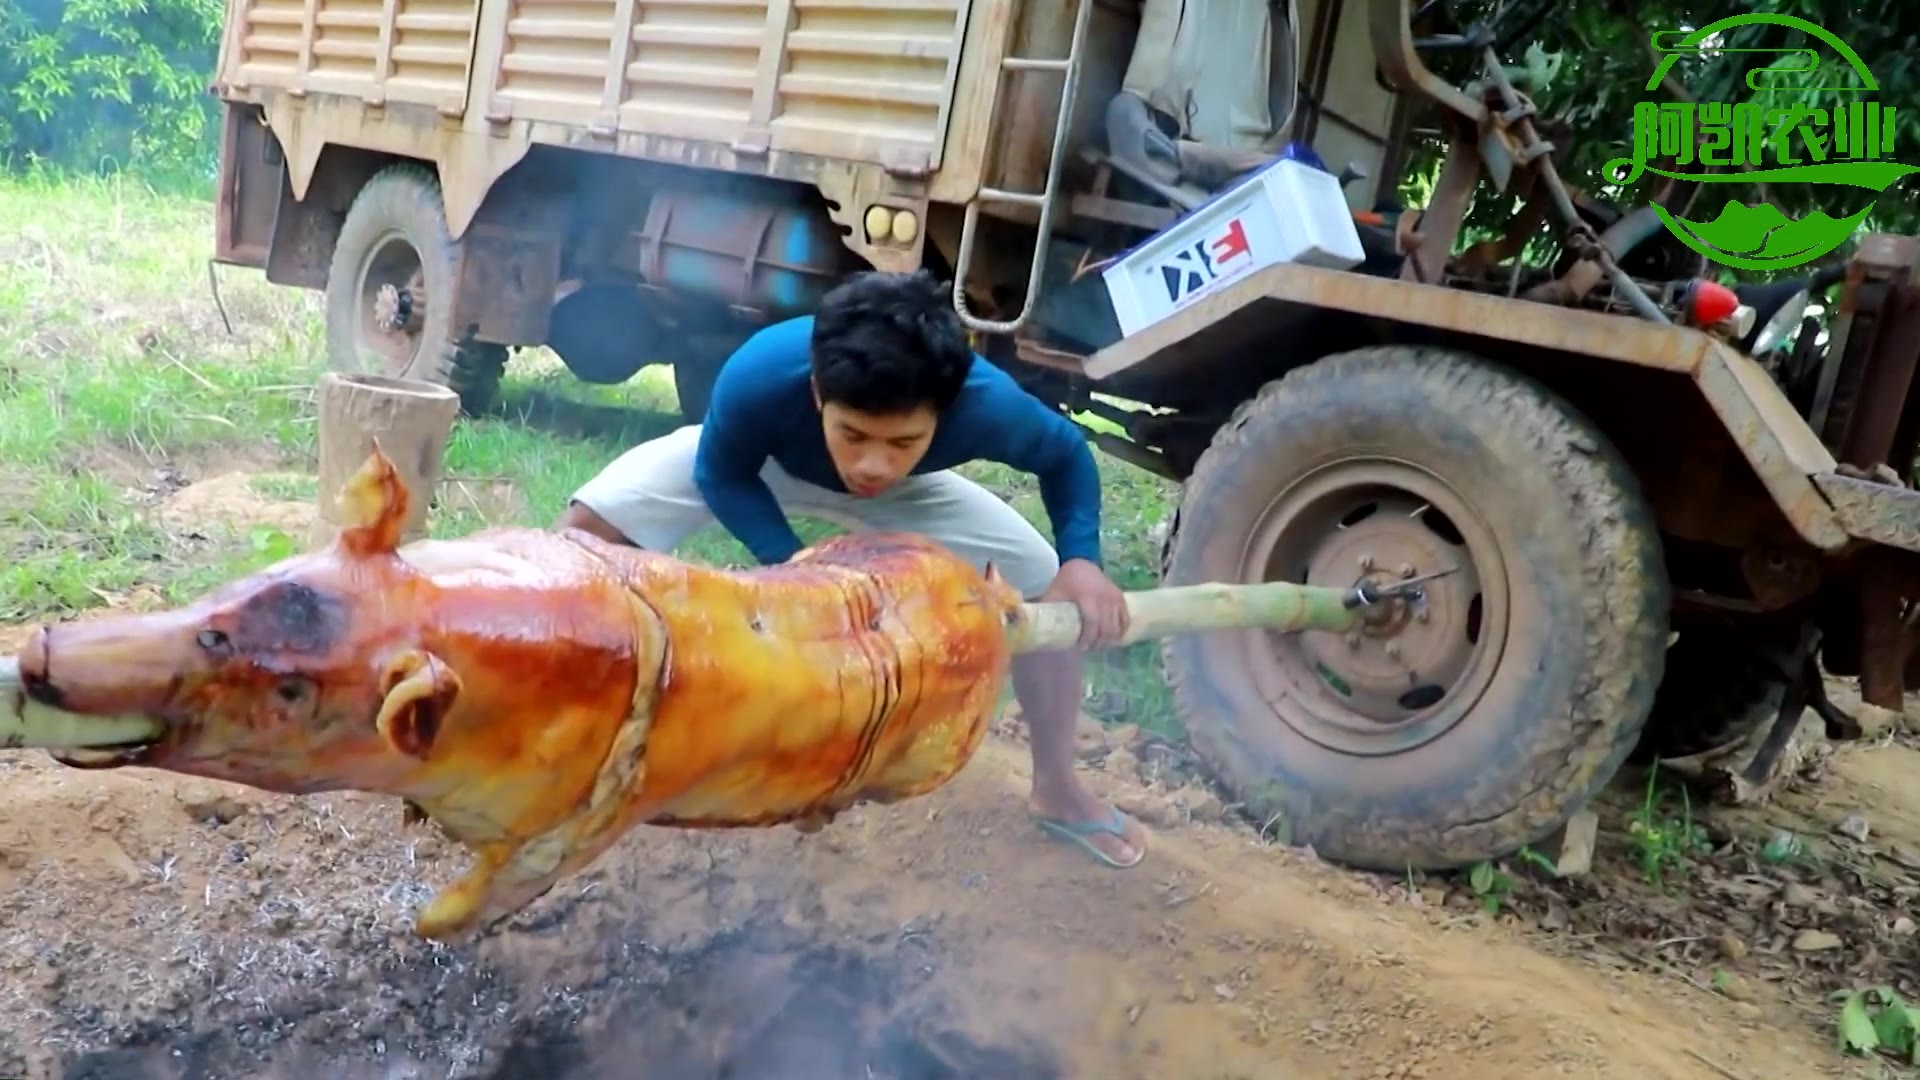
top-left (0, 716), bottom-right (1858, 1080)
top-left (0, 474), bottom-right (1901, 1079)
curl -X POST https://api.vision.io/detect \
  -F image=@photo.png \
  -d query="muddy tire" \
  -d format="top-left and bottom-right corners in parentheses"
top-left (1161, 346), bottom-right (1670, 871)
top-left (323, 163), bottom-right (508, 416)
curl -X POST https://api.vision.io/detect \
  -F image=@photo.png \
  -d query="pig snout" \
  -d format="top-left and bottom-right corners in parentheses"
top-left (18, 617), bottom-right (191, 717)
top-left (17, 625), bottom-right (60, 707)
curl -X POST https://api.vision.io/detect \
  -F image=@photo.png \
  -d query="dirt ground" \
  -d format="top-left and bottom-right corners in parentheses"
top-left (2, 474), bottom-right (1916, 1080)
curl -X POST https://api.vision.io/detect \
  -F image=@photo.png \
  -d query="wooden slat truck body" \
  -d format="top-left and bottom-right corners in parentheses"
top-left (218, 0), bottom-right (985, 233)
top-left (209, 0), bottom-right (1400, 412)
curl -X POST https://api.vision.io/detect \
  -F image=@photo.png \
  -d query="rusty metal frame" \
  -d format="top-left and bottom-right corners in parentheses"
top-left (1367, 0), bottom-right (1485, 128)
top-left (1082, 261), bottom-right (1855, 552)
top-left (1811, 473), bottom-right (1920, 554)
top-left (1815, 234), bottom-right (1920, 470)
top-left (1363, 0), bottom-right (1490, 268)
top-left (1085, 262), bottom-right (1708, 378)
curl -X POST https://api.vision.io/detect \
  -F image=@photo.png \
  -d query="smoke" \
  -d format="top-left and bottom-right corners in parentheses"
top-left (480, 922), bottom-right (1063, 1080)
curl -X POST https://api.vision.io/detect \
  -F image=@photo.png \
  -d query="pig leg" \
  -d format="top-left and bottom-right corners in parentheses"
top-left (429, 791), bottom-right (653, 942)
top-left (415, 846), bottom-right (515, 940)
top-left (415, 611), bottom-right (665, 942)
top-left (413, 829), bottom-right (611, 942)
top-left (469, 737), bottom-right (654, 936)
top-left (414, 814), bottom-right (631, 941)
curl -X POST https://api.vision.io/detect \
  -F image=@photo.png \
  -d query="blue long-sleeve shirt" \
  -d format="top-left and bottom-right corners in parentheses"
top-left (690, 315), bottom-right (1104, 570)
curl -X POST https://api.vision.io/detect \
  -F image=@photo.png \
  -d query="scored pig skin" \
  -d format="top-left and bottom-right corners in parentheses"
top-left (17, 444), bottom-right (1026, 941)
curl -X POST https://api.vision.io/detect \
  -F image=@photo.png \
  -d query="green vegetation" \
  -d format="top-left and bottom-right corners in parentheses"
top-left (1837, 985), bottom-right (1919, 1063)
top-left (0, 0), bottom-right (223, 184)
top-left (1401, 1), bottom-right (1920, 281)
top-left (0, 171), bottom-right (1182, 733)
top-left (1624, 766), bottom-right (1714, 889)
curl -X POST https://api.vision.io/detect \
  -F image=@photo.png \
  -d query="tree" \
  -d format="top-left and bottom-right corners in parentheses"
top-left (1396, 0), bottom-right (1920, 273)
top-left (0, 0), bottom-right (224, 185)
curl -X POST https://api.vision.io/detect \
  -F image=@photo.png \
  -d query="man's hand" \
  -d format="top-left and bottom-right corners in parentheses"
top-left (1048, 558), bottom-right (1130, 649)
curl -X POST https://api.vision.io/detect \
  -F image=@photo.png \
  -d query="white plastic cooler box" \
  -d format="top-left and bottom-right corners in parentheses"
top-left (1100, 157), bottom-right (1367, 339)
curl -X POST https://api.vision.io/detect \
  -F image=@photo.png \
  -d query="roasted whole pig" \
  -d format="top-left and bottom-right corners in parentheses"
top-left (3, 445), bottom-right (1371, 941)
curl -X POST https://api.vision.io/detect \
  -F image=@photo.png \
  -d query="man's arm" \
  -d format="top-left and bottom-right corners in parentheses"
top-left (976, 371), bottom-right (1105, 568)
top-left (691, 330), bottom-right (808, 566)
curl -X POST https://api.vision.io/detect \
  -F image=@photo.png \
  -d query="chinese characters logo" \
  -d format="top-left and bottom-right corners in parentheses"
top-left (1600, 13), bottom-right (1918, 271)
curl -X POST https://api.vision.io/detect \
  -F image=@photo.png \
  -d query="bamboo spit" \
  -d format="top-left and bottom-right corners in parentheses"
top-left (0, 572), bottom-right (1454, 750)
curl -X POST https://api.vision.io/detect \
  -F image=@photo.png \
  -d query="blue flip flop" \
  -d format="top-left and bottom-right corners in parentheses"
top-left (1032, 807), bottom-right (1147, 869)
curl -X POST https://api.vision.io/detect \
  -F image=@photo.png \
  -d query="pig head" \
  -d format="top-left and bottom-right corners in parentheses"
top-left (13, 441), bottom-right (1027, 943)
top-left (15, 443), bottom-right (669, 939)
top-left (18, 448), bottom-right (460, 792)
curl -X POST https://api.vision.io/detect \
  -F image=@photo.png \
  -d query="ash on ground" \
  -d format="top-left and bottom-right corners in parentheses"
top-left (0, 763), bottom-right (1060, 1080)
top-left (54, 923), bottom-right (1059, 1080)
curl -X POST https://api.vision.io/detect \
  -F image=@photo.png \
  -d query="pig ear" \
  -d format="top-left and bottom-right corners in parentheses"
top-left (375, 650), bottom-right (462, 760)
top-left (336, 441), bottom-right (411, 559)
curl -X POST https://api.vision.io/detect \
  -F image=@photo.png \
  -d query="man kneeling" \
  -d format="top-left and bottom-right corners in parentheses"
top-left (558, 270), bottom-right (1150, 869)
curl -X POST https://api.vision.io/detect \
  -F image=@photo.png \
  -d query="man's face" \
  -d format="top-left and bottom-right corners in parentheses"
top-left (817, 397), bottom-right (937, 498)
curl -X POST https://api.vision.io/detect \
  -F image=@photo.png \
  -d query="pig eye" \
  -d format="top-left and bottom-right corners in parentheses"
top-left (197, 629), bottom-right (231, 654)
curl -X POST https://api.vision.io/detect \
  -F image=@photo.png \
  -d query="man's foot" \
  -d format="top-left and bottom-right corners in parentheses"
top-left (1029, 789), bottom-right (1148, 869)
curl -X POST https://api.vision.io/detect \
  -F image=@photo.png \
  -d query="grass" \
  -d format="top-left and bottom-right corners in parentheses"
top-left (0, 170), bottom-right (1184, 735)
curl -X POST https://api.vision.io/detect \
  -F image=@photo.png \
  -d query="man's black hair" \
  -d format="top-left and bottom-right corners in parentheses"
top-left (810, 269), bottom-right (973, 414)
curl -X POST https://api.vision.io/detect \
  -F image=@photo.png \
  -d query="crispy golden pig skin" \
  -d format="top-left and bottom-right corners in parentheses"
top-left (16, 444), bottom-right (1024, 940)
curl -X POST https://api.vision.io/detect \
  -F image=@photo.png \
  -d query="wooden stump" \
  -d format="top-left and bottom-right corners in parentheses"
top-left (311, 372), bottom-right (461, 550)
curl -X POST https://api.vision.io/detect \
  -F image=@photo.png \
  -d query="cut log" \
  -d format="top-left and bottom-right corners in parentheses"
top-left (311, 372), bottom-right (461, 549)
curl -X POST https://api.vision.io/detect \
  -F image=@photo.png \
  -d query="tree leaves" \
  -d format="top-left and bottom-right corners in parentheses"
top-left (0, 0), bottom-right (221, 182)
top-left (1835, 985), bottom-right (1919, 1063)
top-left (1395, 0), bottom-right (1920, 260)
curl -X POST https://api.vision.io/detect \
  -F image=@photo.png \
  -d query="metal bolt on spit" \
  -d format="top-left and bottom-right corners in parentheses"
top-left (1341, 566), bottom-right (1462, 611)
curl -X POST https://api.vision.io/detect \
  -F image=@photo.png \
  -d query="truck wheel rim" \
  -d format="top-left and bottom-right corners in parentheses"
top-left (1236, 458), bottom-right (1511, 756)
top-left (352, 229), bottom-right (425, 375)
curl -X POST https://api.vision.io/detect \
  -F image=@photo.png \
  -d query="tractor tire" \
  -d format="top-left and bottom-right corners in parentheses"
top-left (1160, 345), bottom-right (1671, 871)
top-left (323, 162), bottom-right (508, 416)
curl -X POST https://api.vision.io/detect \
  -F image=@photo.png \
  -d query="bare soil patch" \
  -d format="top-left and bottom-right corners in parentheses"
top-left (0, 711), bottom-right (1876, 1080)
top-left (3, 473), bottom-right (1915, 1079)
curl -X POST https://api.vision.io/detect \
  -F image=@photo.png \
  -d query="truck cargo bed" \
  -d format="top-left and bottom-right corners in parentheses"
top-left (223, 0), bottom-right (974, 169)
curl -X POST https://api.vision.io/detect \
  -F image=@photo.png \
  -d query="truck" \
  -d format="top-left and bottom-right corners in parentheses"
top-left (207, 0), bottom-right (1920, 873)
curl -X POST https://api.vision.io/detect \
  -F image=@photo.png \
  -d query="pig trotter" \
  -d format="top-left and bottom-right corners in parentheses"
top-left (416, 854), bottom-right (505, 942)
top-left (417, 832), bottom-right (584, 942)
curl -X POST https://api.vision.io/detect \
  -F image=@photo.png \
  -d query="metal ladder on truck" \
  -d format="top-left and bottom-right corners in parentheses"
top-left (950, 0), bottom-right (1096, 337)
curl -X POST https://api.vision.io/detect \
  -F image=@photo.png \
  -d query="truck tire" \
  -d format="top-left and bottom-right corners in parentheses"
top-left (1160, 346), bottom-right (1670, 871)
top-left (323, 163), bottom-right (508, 416)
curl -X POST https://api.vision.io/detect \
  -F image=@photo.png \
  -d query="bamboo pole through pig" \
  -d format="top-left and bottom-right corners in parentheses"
top-left (0, 575), bottom-right (1430, 749)
top-left (0, 658), bottom-right (160, 751)
top-left (1009, 579), bottom-right (1363, 654)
